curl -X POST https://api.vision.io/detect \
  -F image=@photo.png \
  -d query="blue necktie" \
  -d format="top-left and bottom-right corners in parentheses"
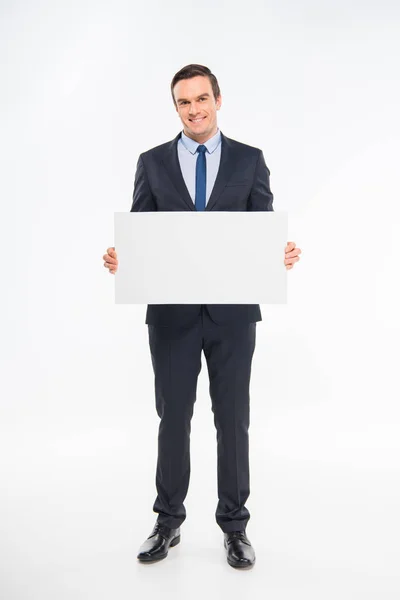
top-left (195, 144), bottom-right (207, 211)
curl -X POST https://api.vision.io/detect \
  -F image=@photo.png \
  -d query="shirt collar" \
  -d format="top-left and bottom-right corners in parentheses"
top-left (180, 128), bottom-right (221, 155)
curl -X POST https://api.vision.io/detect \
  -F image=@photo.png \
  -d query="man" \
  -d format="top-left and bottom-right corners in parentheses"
top-left (103, 64), bottom-right (301, 569)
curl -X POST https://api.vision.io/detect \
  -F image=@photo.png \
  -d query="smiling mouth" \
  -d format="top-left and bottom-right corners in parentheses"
top-left (189, 117), bottom-right (206, 123)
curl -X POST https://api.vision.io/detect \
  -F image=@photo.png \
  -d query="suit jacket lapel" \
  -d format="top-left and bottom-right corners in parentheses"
top-left (161, 130), bottom-right (236, 212)
top-left (206, 132), bottom-right (235, 211)
top-left (161, 132), bottom-right (195, 211)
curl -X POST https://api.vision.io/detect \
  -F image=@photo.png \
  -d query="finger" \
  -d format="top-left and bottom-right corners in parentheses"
top-left (284, 257), bottom-right (300, 265)
top-left (107, 247), bottom-right (117, 259)
top-left (104, 256), bottom-right (118, 264)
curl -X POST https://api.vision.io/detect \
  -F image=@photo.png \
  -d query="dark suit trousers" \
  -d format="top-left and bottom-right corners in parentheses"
top-left (147, 305), bottom-right (257, 533)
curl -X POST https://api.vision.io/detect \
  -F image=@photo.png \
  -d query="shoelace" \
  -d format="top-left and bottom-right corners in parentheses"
top-left (227, 531), bottom-right (247, 544)
top-left (150, 522), bottom-right (170, 539)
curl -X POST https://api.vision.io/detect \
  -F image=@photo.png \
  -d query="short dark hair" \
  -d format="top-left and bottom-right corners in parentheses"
top-left (170, 64), bottom-right (221, 105)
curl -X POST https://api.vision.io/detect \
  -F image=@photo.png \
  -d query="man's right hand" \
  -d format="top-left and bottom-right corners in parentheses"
top-left (103, 247), bottom-right (118, 274)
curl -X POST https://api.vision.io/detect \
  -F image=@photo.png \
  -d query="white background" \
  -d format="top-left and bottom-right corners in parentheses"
top-left (1, 1), bottom-right (400, 598)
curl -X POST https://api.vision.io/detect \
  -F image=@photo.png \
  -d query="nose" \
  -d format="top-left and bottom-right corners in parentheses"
top-left (188, 102), bottom-right (199, 116)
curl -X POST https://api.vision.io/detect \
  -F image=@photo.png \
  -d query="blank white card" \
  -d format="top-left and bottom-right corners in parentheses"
top-left (114, 211), bottom-right (288, 304)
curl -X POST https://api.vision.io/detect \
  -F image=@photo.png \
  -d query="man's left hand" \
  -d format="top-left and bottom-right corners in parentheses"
top-left (285, 241), bottom-right (302, 270)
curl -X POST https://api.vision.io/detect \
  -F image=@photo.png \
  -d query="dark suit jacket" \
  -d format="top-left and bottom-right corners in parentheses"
top-left (130, 130), bottom-right (274, 327)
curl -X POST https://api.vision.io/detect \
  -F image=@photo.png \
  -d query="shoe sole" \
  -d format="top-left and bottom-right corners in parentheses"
top-left (137, 534), bottom-right (181, 563)
top-left (227, 557), bottom-right (255, 569)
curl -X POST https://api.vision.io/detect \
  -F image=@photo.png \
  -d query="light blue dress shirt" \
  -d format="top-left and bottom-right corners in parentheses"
top-left (177, 128), bottom-right (221, 206)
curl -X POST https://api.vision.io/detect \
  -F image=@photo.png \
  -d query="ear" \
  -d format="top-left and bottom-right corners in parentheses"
top-left (216, 95), bottom-right (222, 110)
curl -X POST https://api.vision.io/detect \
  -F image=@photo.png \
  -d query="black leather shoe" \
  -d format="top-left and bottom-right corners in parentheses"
top-left (224, 531), bottom-right (256, 568)
top-left (137, 522), bottom-right (181, 563)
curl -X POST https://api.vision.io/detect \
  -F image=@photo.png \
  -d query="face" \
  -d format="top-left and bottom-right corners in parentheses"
top-left (173, 75), bottom-right (222, 143)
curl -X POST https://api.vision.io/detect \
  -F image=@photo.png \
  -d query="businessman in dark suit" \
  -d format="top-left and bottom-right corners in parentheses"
top-left (103, 64), bottom-right (301, 568)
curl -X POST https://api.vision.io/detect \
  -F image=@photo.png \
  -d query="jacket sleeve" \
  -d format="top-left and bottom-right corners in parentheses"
top-left (130, 154), bottom-right (157, 212)
top-left (247, 150), bottom-right (274, 211)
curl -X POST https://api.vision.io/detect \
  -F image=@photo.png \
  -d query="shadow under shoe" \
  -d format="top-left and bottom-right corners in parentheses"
top-left (224, 531), bottom-right (256, 569)
top-left (137, 521), bottom-right (181, 563)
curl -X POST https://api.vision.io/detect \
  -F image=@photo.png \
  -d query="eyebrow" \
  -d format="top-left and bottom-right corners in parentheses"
top-left (176, 93), bottom-right (210, 103)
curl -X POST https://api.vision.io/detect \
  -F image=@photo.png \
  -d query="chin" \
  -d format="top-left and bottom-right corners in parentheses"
top-left (189, 126), bottom-right (208, 135)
